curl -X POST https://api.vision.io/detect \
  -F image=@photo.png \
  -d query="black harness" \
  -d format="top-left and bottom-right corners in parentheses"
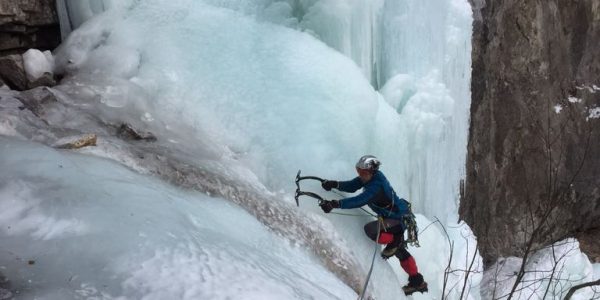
top-left (370, 188), bottom-right (399, 213)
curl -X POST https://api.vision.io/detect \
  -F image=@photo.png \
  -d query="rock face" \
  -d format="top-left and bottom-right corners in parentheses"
top-left (0, 0), bottom-right (60, 55)
top-left (462, 0), bottom-right (600, 265)
top-left (0, 55), bottom-right (28, 90)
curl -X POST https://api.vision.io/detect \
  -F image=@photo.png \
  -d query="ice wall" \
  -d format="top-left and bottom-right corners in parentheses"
top-left (55, 0), bottom-right (473, 225)
top-left (50, 2), bottom-right (475, 297)
top-left (303, 0), bottom-right (472, 223)
top-left (376, 0), bottom-right (473, 223)
top-left (288, 0), bottom-right (473, 222)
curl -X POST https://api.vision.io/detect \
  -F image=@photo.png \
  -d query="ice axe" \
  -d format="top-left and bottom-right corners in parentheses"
top-left (294, 170), bottom-right (327, 207)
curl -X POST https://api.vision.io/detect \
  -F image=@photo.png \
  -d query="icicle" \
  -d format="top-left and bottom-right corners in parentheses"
top-left (55, 0), bottom-right (73, 40)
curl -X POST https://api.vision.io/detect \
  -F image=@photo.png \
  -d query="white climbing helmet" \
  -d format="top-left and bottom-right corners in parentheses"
top-left (355, 155), bottom-right (380, 171)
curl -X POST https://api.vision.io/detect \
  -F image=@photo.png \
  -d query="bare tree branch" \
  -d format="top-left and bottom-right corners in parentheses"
top-left (564, 279), bottom-right (600, 299)
top-left (460, 245), bottom-right (478, 300)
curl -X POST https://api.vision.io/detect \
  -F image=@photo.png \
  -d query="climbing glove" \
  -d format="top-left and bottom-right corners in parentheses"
top-left (321, 180), bottom-right (338, 191)
top-left (319, 200), bottom-right (340, 213)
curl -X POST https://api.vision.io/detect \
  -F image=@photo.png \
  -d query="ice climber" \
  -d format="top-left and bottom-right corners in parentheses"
top-left (319, 155), bottom-right (428, 296)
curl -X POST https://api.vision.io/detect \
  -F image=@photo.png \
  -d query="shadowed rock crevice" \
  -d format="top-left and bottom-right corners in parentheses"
top-left (0, 0), bottom-right (60, 55)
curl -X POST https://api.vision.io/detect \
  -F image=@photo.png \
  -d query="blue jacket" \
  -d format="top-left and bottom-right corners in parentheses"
top-left (337, 170), bottom-right (410, 220)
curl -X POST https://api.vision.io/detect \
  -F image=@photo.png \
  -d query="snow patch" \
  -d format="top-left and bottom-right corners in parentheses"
top-left (554, 104), bottom-right (563, 114)
top-left (22, 49), bottom-right (55, 80)
top-left (568, 96), bottom-right (582, 103)
top-left (588, 107), bottom-right (600, 120)
top-left (482, 239), bottom-right (595, 299)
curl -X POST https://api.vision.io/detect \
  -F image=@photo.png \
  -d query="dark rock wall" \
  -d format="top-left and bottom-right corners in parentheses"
top-left (463, 0), bottom-right (600, 265)
top-left (0, 0), bottom-right (60, 55)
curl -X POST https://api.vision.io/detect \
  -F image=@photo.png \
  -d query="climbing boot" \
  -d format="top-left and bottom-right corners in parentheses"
top-left (402, 274), bottom-right (428, 296)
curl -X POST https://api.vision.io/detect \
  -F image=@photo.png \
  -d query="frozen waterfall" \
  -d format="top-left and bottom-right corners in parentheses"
top-left (3, 0), bottom-right (597, 299)
top-left (54, 0), bottom-right (472, 226)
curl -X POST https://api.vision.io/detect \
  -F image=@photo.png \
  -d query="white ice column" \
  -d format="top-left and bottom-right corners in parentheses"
top-left (376, 0), bottom-right (472, 223)
top-left (297, 0), bottom-right (385, 85)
